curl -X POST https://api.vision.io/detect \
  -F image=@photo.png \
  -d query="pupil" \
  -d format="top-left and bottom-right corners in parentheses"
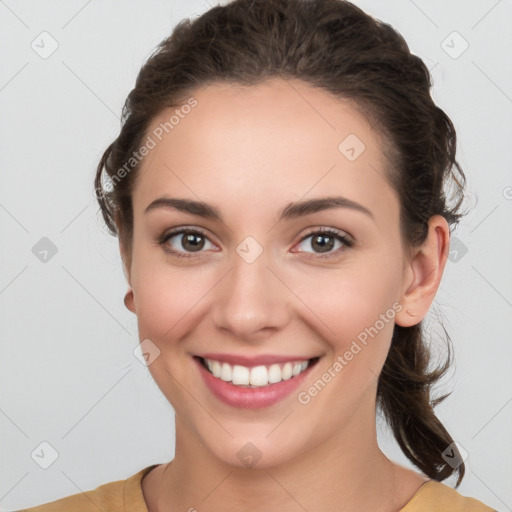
top-left (183, 232), bottom-right (204, 252)
top-left (313, 234), bottom-right (333, 253)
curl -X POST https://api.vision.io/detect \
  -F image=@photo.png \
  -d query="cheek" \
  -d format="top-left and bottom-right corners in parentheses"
top-left (132, 268), bottom-right (207, 341)
top-left (289, 263), bottom-right (402, 417)
top-left (290, 257), bottom-right (403, 357)
top-left (129, 238), bottom-right (202, 339)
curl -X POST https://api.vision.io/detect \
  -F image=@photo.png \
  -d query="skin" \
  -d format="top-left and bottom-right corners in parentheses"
top-left (121, 77), bottom-right (450, 512)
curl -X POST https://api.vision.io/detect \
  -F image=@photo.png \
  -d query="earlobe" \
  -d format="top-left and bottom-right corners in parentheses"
top-left (124, 288), bottom-right (136, 313)
top-left (395, 215), bottom-right (450, 327)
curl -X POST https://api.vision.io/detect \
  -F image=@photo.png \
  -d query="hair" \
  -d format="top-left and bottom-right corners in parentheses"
top-left (94, 0), bottom-right (467, 486)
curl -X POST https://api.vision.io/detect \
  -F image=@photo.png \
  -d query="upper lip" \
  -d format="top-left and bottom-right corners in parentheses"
top-left (195, 353), bottom-right (320, 367)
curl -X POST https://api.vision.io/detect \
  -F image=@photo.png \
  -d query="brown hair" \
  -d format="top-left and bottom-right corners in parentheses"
top-left (94, 0), bottom-right (467, 485)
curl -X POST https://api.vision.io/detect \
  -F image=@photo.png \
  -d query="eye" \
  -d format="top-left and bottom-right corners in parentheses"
top-left (293, 228), bottom-right (354, 259)
top-left (157, 226), bottom-right (354, 260)
top-left (158, 228), bottom-right (216, 258)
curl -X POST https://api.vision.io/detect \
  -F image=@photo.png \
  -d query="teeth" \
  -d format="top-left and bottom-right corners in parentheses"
top-left (211, 360), bottom-right (221, 378)
top-left (282, 362), bottom-right (293, 380)
top-left (249, 365), bottom-right (267, 386)
top-left (202, 357), bottom-right (313, 388)
top-left (233, 365), bottom-right (250, 385)
top-left (220, 362), bottom-right (232, 382)
top-left (268, 364), bottom-right (282, 384)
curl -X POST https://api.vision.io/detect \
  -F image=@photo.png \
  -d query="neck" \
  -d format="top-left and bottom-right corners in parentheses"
top-left (151, 402), bottom-right (417, 512)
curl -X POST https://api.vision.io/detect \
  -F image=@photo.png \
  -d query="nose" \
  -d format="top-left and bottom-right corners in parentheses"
top-left (211, 246), bottom-right (291, 342)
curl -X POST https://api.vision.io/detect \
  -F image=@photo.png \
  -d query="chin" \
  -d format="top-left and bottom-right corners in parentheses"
top-left (200, 430), bottom-right (308, 471)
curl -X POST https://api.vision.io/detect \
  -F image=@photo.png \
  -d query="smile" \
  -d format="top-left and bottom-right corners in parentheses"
top-left (197, 356), bottom-right (320, 388)
top-left (192, 353), bottom-right (321, 409)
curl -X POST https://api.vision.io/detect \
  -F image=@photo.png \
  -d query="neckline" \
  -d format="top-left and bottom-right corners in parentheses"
top-left (398, 480), bottom-right (436, 511)
top-left (129, 465), bottom-right (436, 512)
top-left (126, 464), bottom-right (160, 512)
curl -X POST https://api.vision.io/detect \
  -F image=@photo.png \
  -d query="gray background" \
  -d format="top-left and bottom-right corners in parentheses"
top-left (1, 0), bottom-right (511, 510)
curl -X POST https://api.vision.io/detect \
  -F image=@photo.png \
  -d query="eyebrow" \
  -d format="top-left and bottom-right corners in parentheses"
top-left (144, 195), bottom-right (374, 222)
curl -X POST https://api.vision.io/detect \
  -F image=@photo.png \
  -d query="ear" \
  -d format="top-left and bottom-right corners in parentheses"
top-left (116, 216), bottom-right (136, 314)
top-left (119, 237), bottom-right (132, 285)
top-left (119, 237), bottom-right (136, 314)
top-left (395, 215), bottom-right (450, 327)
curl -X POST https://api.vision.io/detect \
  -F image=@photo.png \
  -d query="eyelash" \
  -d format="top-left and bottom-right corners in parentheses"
top-left (157, 227), bottom-right (354, 260)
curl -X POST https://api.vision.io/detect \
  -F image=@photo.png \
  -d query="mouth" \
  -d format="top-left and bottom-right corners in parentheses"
top-left (193, 355), bottom-right (321, 389)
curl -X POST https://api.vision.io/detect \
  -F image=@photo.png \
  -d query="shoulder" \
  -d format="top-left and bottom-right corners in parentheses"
top-left (16, 465), bottom-right (158, 512)
top-left (401, 480), bottom-right (496, 512)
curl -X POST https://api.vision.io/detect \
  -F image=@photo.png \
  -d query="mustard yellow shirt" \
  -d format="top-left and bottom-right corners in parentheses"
top-left (16, 464), bottom-right (496, 512)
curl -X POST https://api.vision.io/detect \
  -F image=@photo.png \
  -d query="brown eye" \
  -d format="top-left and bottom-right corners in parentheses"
top-left (179, 231), bottom-right (206, 252)
top-left (159, 228), bottom-right (215, 258)
top-left (310, 233), bottom-right (336, 253)
top-left (294, 228), bottom-right (354, 258)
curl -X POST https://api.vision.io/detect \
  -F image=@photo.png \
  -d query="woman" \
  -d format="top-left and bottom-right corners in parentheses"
top-left (20, 0), bottom-right (495, 510)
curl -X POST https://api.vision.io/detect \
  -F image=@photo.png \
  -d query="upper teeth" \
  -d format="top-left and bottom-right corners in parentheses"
top-left (204, 358), bottom-right (311, 388)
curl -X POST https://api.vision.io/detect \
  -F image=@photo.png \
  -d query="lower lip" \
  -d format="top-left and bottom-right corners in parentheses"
top-left (194, 357), bottom-right (318, 409)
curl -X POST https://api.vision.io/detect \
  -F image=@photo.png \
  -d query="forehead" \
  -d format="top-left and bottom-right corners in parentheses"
top-left (133, 78), bottom-right (397, 226)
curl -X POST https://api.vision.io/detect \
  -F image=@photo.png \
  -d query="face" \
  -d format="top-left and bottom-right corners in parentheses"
top-left (124, 78), bottom-right (412, 469)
